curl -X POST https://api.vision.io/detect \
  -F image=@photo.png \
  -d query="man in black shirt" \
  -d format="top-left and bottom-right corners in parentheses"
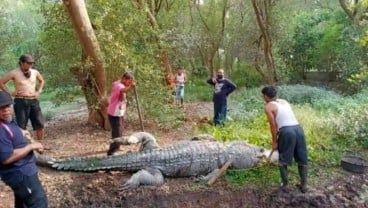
top-left (207, 68), bottom-right (236, 126)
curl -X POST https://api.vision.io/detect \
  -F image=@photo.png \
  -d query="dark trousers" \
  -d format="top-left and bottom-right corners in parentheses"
top-left (107, 115), bottom-right (124, 155)
top-left (108, 115), bottom-right (124, 139)
top-left (10, 173), bottom-right (48, 208)
top-left (277, 125), bottom-right (308, 166)
top-left (213, 102), bottom-right (227, 126)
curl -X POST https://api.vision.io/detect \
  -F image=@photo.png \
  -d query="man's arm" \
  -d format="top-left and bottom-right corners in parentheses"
top-left (184, 73), bottom-right (187, 83)
top-left (264, 104), bottom-right (278, 150)
top-left (1, 142), bottom-right (44, 165)
top-left (206, 78), bottom-right (216, 85)
top-left (226, 79), bottom-right (237, 95)
top-left (0, 71), bottom-right (14, 95)
top-left (118, 81), bottom-right (136, 101)
top-left (35, 71), bottom-right (45, 96)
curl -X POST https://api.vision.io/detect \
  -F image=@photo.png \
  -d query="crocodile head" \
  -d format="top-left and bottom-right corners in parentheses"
top-left (226, 142), bottom-right (271, 168)
top-left (262, 149), bottom-right (279, 164)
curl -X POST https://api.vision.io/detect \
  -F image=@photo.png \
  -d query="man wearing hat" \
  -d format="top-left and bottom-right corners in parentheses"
top-left (0, 91), bottom-right (48, 207)
top-left (0, 54), bottom-right (45, 141)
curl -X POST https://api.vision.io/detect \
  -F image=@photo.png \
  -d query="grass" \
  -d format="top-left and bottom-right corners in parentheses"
top-left (191, 83), bottom-right (368, 187)
top-left (226, 166), bottom-right (280, 189)
top-left (38, 83), bottom-right (368, 188)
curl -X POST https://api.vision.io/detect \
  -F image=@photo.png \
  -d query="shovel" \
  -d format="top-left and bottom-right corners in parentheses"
top-left (267, 149), bottom-right (275, 162)
top-left (265, 149), bottom-right (276, 167)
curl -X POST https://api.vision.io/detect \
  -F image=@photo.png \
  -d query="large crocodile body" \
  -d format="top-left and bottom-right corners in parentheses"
top-left (39, 132), bottom-right (277, 190)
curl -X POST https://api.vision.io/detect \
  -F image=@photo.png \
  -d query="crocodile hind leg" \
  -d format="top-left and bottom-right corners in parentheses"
top-left (192, 168), bottom-right (220, 182)
top-left (191, 134), bottom-right (215, 141)
top-left (119, 168), bottom-right (164, 191)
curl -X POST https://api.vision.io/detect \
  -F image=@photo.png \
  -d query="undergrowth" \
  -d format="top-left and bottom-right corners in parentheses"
top-left (194, 84), bottom-right (368, 186)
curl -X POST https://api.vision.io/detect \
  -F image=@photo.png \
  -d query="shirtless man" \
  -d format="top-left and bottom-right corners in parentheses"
top-left (0, 54), bottom-right (45, 141)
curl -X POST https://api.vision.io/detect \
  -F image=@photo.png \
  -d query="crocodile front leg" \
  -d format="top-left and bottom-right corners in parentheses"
top-left (119, 167), bottom-right (164, 191)
top-left (112, 132), bottom-right (159, 152)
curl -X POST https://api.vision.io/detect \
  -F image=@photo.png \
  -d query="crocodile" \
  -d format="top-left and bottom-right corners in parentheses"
top-left (37, 132), bottom-right (278, 190)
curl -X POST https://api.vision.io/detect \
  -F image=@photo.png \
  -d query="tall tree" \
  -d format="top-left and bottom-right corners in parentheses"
top-left (339, 0), bottom-right (368, 25)
top-left (132, 0), bottom-right (174, 80)
top-left (251, 0), bottom-right (276, 84)
top-left (62, 0), bottom-right (108, 128)
top-left (189, 0), bottom-right (229, 76)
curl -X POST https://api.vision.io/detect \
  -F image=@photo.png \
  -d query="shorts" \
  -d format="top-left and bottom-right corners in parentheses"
top-left (277, 125), bottom-right (308, 166)
top-left (14, 98), bottom-right (45, 130)
top-left (175, 85), bottom-right (184, 99)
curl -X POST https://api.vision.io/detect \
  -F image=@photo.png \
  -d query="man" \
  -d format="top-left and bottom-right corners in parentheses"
top-left (175, 67), bottom-right (187, 107)
top-left (261, 85), bottom-right (308, 193)
top-left (0, 91), bottom-right (48, 207)
top-left (106, 72), bottom-right (135, 156)
top-left (0, 54), bottom-right (45, 141)
top-left (207, 68), bottom-right (236, 126)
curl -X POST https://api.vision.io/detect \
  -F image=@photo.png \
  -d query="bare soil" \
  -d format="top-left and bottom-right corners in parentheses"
top-left (0, 101), bottom-right (367, 208)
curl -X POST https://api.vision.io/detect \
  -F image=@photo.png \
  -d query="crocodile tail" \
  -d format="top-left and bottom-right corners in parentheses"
top-left (35, 154), bottom-right (53, 168)
top-left (48, 152), bottom-right (147, 172)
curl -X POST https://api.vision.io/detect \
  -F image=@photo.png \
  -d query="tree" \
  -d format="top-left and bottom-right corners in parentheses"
top-left (188, 0), bottom-right (229, 76)
top-left (62, 0), bottom-right (108, 129)
top-left (251, 0), bottom-right (276, 84)
top-left (339, 0), bottom-right (368, 25)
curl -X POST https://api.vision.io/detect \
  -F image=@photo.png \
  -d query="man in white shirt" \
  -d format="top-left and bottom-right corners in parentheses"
top-left (174, 67), bottom-right (187, 107)
top-left (262, 85), bottom-right (308, 193)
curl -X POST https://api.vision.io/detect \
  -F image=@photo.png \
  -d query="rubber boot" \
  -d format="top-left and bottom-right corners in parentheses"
top-left (180, 98), bottom-right (184, 108)
top-left (279, 165), bottom-right (288, 187)
top-left (298, 165), bottom-right (308, 193)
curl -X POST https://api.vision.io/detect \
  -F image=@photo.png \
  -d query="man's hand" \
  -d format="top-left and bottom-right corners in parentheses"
top-left (272, 142), bottom-right (278, 151)
top-left (21, 129), bottom-right (31, 137)
top-left (31, 142), bottom-right (45, 153)
top-left (212, 77), bottom-right (217, 83)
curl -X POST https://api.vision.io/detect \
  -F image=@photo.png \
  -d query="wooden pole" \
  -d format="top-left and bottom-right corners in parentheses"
top-left (133, 86), bottom-right (145, 131)
top-left (207, 161), bottom-right (232, 186)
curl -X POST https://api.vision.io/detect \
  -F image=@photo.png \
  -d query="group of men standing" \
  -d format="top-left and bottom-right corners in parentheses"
top-left (168, 67), bottom-right (308, 193)
top-left (0, 54), bottom-right (48, 207)
top-left (0, 56), bottom-right (309, 207)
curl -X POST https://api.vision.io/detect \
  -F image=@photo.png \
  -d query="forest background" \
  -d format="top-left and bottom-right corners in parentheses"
top-left (0, 0), bottom-right (368, 188)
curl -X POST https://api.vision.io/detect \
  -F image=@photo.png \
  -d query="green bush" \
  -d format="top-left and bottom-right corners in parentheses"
top-left (185, 79), bottom-right (213, 102)
top-left (229, 63), bottom-right (263, 88)
top-left (331, 105), bottom-right (368, 148)
top-left (277, 84), bottom-right (341, 105)
top-left (229, 87), bottom-right (264, 123)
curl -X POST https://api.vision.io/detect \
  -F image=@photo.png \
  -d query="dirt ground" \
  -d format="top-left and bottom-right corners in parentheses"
top-left (0, 101), bottom-right (367, 208)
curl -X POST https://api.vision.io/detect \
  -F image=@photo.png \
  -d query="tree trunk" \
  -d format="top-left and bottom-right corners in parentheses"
top-left (251, 0), bottom-right (276, 84)
top-left (134, 0), bottom-right (173, 85)
top-left (62, 0), bottom-right (109, 129)
top-left (192, 0), bottom-right (228, 77)
top-left (338, 0), bottom-right (359, 24)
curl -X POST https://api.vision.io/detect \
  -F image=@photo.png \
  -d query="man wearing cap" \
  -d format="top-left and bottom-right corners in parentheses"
top-left (0, 91), bottom-right (48, 207)
top-left (0, 54), bottom-right (45, 141)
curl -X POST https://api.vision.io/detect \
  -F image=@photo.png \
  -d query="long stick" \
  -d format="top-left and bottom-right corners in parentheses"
top-left (207, 161), bottom-right (232, 186)
top-left (133, 86), bottom-right (145, 131)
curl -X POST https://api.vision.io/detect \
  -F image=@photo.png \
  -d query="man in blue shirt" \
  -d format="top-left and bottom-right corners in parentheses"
top-left (0, 91), bottom-right (48, 207)
top-left (207, 68), bottom-right (237, 126)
